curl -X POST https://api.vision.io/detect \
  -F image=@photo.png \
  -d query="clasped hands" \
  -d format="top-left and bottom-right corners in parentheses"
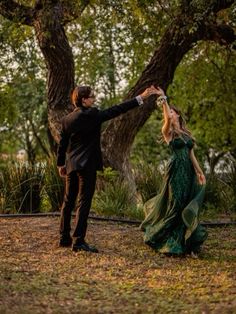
top-left (139, 85), bottom-right (165, 100)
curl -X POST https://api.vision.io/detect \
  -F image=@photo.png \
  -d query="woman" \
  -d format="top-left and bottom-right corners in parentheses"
top-left (140, 87), bottom-right (207, 256)
top-left (57, 84), bottom-right (158, 253)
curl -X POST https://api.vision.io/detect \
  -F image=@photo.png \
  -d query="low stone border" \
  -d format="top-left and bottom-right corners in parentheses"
top-left (0, 212), bottom-right (235, 227)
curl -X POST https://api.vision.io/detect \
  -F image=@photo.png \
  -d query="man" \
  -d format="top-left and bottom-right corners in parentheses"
top-left (57, 85), bottom-right (158, 252)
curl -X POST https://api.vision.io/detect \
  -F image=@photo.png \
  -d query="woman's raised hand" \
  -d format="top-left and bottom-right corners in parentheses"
top-left (156, 87), bottom-right (165, 97)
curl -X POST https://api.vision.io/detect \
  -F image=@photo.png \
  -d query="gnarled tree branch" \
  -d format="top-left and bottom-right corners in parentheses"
top-left (210, 0), bottom-right (235, 13)
top-left (0, 0), bottom-right (34, 25)
top-left (61, 0), bottom-right (90, 24)
top-left (203, 23), bottom-right (236, 47)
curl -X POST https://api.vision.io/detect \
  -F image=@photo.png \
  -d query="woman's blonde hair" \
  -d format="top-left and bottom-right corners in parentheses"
top-left (167, 105), bottom-right (195, 142)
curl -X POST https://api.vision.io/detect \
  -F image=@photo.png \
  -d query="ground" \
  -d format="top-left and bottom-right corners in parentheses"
top-left (0, 217), bottom-right (235, 314)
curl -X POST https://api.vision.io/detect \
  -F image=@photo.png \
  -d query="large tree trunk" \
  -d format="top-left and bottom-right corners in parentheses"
top-left (101, 19), bottom-right (201, 190)
top-left (33, 1), bottom-right (75, 143)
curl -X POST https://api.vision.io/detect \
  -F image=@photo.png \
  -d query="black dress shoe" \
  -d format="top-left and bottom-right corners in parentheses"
top-left (72, 242), bottom-right (98, 253)
top-left (59, 237), bottom-right (72, 247)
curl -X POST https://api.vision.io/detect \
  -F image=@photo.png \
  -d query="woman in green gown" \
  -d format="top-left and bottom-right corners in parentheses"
top-left (140, 87), bottom-right (207, 256)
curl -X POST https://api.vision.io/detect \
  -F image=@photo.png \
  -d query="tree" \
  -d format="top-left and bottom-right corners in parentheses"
top-left (0, 0), bottom-right (235, 188)
top-left (0, 16), bottom-right (49, 162)
top-left (101, 0), bottom-right (235, 187)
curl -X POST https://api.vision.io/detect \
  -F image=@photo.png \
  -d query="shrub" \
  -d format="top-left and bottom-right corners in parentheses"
top-left (134, 162), bottom-right (163, 204)
top-left (204, 174), bottom-right (223, 211)
top-left (92, 168), bottom-right (143, 219)
top-left (217, 160), bottom-right (236, 213)
top-left (96, 167), bottom-right (119, 192)
top-left (93, 178), bottom-right (143, 219)
top-left (204, 159), bottom-right (236, 214)
top-left (0, 162), bottom-right (45, 213)
top-left (43, 157), bottom-right (64, 211)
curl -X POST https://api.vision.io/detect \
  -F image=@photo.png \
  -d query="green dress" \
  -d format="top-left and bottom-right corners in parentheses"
top-left (140, 135), bottom-right (207, 255)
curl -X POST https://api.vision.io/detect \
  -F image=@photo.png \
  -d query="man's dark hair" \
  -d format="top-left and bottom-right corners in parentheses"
top-left (71, 85), bottom-right (92, 107)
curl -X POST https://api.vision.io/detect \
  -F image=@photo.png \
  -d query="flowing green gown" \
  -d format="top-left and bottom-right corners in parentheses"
top-left (140, 135), bottom-right (207, 255)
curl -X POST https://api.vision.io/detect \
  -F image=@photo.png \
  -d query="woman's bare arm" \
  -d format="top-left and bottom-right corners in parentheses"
top-left (156, 87), bottom-right (172, 143)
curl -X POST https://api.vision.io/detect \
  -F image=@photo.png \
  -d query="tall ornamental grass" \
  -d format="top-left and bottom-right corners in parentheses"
top-left (134, 162), bottom-right (163, 203)
top-left (43, 157), bottom-right (64, 211)
top-left (0, 162), bottom-right (45, 213)
top-left (93, 168), bottom-right (144, 219)
top-left (204, 157), bottom-right (236, 214)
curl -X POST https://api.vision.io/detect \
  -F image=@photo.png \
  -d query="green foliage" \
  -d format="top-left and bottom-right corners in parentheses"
top-left (134, 161), bottom-right (163, 203)
top-left (67, 1), bottom-right (169, 107)
top-left (0, 84), bottom-right (17, 125)
top-left (1, 1), bottom-right (236, 169)
top-left (169, 42), bottom-right (236, 156)
top-left (43, 157), bottom-right (64, 212)
top-left (1, 159), bottom-right (236, 217)
top-left (93, 180), bottom-right (142, 219)
top-left (0, 159), bottom-right (64, 214)
top-left (204, 174), bottom-right (226, 212)
top-left (96, 167), bottom-right (119, 191)
top-left (93, 168), bottom-right (143, 219)
top-left (93, 160), bottom-right (236, 220)
top-left (0, 16), bottom-right (47, 161)
top-left (226, 161), bottom-right (236, 212)
top-left (0, 75), bottom-right (48, 163)
top-left (131, 109), bottom-right (169, 165)
top-left (203, 158), bottom-right (236, 214)
top-left (0, 162), bottom-right (45, 213)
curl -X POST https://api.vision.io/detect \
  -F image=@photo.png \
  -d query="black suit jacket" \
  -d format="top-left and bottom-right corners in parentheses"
top-left (57, 98), bottom-right (140, 174)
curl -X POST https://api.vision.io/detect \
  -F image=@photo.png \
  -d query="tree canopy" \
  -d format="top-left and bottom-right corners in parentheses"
top-left (0, 0), bottom-right (235, 178)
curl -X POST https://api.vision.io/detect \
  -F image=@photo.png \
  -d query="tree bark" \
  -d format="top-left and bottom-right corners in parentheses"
top-left (32, 1), bottom-right (75, 143)
top-left (0, 0), bottom-right (89, 143)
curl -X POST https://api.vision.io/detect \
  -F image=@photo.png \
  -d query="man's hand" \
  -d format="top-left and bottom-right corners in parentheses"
top-left (139, 85), bottom-right (159, 100)
top-left (58, 166), bottom-right (66, 177)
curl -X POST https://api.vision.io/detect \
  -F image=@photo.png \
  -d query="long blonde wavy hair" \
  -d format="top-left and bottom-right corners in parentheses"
top-left (166, 105), bottom-right (195, 142)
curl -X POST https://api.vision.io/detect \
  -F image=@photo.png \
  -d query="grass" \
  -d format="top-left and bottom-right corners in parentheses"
top-left (0, 217), bottom-right (235, 313)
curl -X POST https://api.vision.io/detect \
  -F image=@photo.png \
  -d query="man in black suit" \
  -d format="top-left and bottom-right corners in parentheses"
top-left (57, 85), bottom-right (158, 252)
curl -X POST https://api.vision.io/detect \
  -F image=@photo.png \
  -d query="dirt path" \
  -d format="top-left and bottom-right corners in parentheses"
top-left (0, 217), bottom-right (235, 313)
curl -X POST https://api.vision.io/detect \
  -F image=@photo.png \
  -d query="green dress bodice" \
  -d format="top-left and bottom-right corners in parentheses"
top-left (140, 135), bottom-right (207, 254)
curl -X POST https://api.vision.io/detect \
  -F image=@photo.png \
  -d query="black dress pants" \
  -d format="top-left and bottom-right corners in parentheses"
top-left (60, 163), bottom-right (97, 244)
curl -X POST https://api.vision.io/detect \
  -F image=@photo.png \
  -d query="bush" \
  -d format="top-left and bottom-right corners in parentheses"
top-left (92, 168), bottom-right (144, 219)
top-left (93, 178), bottom-right (144, 219)
top-left (95, 167), bottom-right (119, 192)
top-left (226, 161), bottom-right (236, 212)
top-left (204, 174), bottom-right (223, 211)
top-left (0, 162), bottom-right (45, 213)
top-left (134, 162), bottom-right (163, 204)
top-left (43, 157), bottom-right (64, 211)
top-left (204, 159), bottom-right (236, 214)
